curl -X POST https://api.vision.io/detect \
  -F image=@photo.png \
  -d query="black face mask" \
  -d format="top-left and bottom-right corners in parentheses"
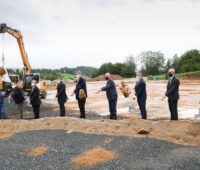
top-left (105, 77), bottom-right (109, 80)
top-left (168, 73), bottom-right (173, 77)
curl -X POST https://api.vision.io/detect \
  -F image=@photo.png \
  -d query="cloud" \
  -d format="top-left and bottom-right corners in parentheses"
top-left (77, 0), bottom-right (126, 8)
top-left (0, 0), bottom-right (200, 68)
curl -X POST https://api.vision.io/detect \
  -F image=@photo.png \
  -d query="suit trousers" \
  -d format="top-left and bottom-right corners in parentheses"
top-left (168, 99), bottom-right (178, 120)
top-left (18, 103), bottom-right (24, 119)
top-left (108, 99), bottom-right (117, 120)
top-left (137, 99), bottom-right (147, 119)
top-left (32, 104), bottom-right (40, 119)
top-left (59, 103), bottom-right (65, 117)
top-left (78, 99), bottom-right (86, 119)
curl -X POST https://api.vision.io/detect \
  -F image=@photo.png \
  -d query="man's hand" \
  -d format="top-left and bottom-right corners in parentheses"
top-left (161, 95), bottom-right (166, 101)
top-left (96, 90), bottom-right (101, 94)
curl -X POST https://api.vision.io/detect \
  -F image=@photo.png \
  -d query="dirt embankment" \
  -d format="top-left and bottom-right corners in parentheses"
top-left (0, 117), bottom-right (200, 146)
top-left (88, 75), bottom-right (123, 81)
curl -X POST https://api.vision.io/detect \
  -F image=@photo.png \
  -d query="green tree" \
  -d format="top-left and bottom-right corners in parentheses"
top-left (178, 49), bottom-right (200, 72)
top-left (165, 58), bottom-right (172, 72)
top-left (98, 63), bottom-right (114, 75)
top-left (139, 51), bottom-right (165, 75)
top-left (122, 55), bottom-right (136, 77)
top-left (171, 54), bottom-right (180, 72)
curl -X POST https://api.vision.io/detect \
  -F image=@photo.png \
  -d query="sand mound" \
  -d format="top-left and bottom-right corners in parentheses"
top-left (89, 74), bottom-right (123, 81)
top-left (27, 146), bottom-right (48, 157)
top-left (0, 118), bottom-right (200, 146)
top-left (71, 147), bottom-right (116, 168)
top-left (0, 133), bottom-right (15, 140)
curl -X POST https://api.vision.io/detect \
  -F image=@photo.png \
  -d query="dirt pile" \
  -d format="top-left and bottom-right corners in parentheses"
top-left (0, 133), bottom-right (15, 140)
top-left (0, 117), bottom-right (200, 146)
top-left (89, 74), bottom-right (123, 81)
top-left (27, 146), bottom-right (48, 157)
top-left (71, 147), bottom-right (116, 168)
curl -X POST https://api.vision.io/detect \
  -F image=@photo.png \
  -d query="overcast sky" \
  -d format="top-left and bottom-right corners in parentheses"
top-left (0, 0), bottom-right (200, 69)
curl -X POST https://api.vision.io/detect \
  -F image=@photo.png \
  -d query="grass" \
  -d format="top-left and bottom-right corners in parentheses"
top-left (148, 70), bottom-right (200, 80)
top-left (61, 73), bottom-right (75, 80)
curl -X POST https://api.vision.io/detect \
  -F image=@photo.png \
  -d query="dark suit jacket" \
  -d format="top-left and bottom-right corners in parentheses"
top-left (135, 78), bottom-right (147, 101)
top-left (30, 86), bottom-right (41, 105)
top-left (165, 76), bottom-right (180, 100)
top-left (11, 87), bottom-right (25, 104)
top-left (74, 77), bottom-right (87, 100)
top-left (57, 82), bottom-right (68, 104)
top-left (101, 78), bottom-right (118, 101)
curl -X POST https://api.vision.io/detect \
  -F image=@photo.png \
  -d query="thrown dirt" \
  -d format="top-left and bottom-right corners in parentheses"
top-left (71, 147), bottom-right (116, 168)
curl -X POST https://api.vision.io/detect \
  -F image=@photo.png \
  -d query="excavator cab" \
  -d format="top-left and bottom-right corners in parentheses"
top-left (9, 74), bottom-right (20, 83)
top-left (0, 23), bottom-right (7, 33)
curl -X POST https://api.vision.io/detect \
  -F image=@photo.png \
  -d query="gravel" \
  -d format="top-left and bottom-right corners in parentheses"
top-left (0, 130), bottom-right (200, 170)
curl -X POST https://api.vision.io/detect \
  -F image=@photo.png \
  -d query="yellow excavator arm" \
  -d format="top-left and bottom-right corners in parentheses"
top-left (0, 23), bottom-right (47, 98)
top-left (0, 23), bottom-right (31, 74)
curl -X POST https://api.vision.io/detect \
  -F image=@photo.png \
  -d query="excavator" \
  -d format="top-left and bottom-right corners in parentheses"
top-left (0, 23), bottom-right (47, 98)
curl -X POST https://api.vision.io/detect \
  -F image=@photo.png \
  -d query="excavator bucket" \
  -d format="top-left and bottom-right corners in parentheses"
top-left (0, 23), bottom-right (7, 33)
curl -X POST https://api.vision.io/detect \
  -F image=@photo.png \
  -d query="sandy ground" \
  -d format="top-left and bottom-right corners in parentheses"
top-left (46, 78), bottom-right (200, 120)
top-left (0, 79), bottom-right (200, 146)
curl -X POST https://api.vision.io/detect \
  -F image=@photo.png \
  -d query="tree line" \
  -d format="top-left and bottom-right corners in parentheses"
top-left (7, 66), bottom-right (96, 81)
top-left (92, 49), bottom-right (200, 78)
top-left (7, 49), bottom-right (200, 80)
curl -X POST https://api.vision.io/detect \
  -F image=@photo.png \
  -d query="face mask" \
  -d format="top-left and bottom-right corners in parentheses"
top-left (12, 85), bottom-right (16, 89)
top-left (168, 73), bottom-right (173, 77)
top-left (76, 75), bottom-right (81, 79)
top-left (105, 77), bottom-right (109, 80)
top-left (136, 76), bottom-right (141, 80)
top-left (31, 83), bottom-right (36, 87)
top-left (57, 80), bottom-right (61, 84)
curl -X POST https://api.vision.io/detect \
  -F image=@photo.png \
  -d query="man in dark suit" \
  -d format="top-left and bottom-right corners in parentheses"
top-left (165, 68), bottom-right (180, 120)
top-left (134, 71), bottom-right (147, 119)
top-left (11, 82), bottom-right (25, 119)
top-left (73, 71), bottom-right (87, 119)
top-left (30, 79), bottom-right (41, 119)
top-left (56, 77), bottom-right (68, 117)
top-left (100, 73), bottom-right (118, 120)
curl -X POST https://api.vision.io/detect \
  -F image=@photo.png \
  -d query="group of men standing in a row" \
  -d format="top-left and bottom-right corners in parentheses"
top-left (56, 68), bottom-right (180, 121)
top-left (133, 68), bottom-right (180, 120)
top-left (0, 68), bottom-right (181, 121)
top-left (0, 79), bottom-right (41, 119)
top-left (56, 72), bottom-right (87, 119)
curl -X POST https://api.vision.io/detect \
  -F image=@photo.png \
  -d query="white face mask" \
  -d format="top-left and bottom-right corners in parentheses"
top-left (136, 76), bottom-right (141, 81)
top-left (31, 83), bottom-right (36, 87)
top-left (12, 85), bottom-right (16, 89)
top-left (76, 75), bottom-right (81, 79)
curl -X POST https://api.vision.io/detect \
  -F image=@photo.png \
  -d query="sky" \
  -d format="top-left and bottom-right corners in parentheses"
top-left (0, 0), bottom-right (200, 69)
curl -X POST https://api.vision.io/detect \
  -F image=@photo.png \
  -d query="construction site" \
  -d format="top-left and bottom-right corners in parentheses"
top-left (1, 0), bottom-right (200, 169)
top-left (0, 76), bottom-right (200, 169)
